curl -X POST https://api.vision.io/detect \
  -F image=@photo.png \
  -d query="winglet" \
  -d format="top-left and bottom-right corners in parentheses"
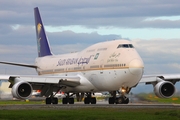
top-left (34, 7), bottom-right (53, 57)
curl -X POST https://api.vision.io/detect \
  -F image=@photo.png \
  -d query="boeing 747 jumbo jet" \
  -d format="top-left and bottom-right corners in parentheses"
top-left (0, 7), bottom-right (179, 104)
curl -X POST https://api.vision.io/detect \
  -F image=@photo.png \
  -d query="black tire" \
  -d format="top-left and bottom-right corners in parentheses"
top-left (62, 98), bottom-right (68, 104)
top-left (116, 97), bottom-right (124, 104)
top-left (124, 98), bottom-right (129, 104)
top-left (91, 97), bottom-right (96, 104)
top-left (84, 98), bottom-right (90, 104)
top-left (108, 97), bottom-right (115, 104)
top-left (69, 98), bottom-right (74, 104)
top-left (46, 98), bottom-right (51, 104)
top-left (52, 98), bottom-right (58, 104)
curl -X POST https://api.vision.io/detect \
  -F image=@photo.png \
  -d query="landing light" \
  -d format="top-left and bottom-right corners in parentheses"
top-left (120, 87), bottom-right (131, 94)
top-left (121, 88), bottom-right (126, 93)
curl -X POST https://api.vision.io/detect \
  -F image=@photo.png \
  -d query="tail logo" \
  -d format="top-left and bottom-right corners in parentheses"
top-left (37, 23), bottom-right (42, 35)
top-left (37, 23), bottom-right (42, 53)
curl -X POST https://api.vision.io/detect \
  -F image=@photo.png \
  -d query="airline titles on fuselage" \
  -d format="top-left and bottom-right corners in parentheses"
top-left (57, 55), bottom-right (94, 66)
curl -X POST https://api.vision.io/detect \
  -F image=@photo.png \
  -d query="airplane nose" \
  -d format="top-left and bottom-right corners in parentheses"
top-left (129, 59), bottom-right (144, 76)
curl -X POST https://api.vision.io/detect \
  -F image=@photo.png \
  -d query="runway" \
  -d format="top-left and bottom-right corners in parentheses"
top-left (0, 102), bottom-right (180, 110)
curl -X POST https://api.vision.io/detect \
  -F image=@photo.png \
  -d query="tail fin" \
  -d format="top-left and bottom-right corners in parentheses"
top-left (34, 7), bottom-right (52, 57)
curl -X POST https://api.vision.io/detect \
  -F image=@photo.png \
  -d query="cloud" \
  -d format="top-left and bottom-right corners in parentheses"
top-left (132, 39), bottom-right (180, 74)
top-left (0, 0), bottom-right (180, 28)
top-left (169, 63), bottom-right (180, 71)
top-left (0, 25), bottom-right (35, 45)
top-left (142, 19), bottom-right (180, 28)
top-left (48, 30), bottom-right (121, 45)
top-left (52, 43), bottom-right (88, 55)
top-left (0, 46), bottom-right (36, 64)
top-left (0, 24), bottom-right (120, 45)
top-left (133, 39), bottom-right (180, 57)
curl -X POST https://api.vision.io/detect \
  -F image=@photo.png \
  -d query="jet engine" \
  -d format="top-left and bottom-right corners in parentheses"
top-left (154, 81), bottom-right (175, 98)
top-left (11, 81), bottom-right (33, 99)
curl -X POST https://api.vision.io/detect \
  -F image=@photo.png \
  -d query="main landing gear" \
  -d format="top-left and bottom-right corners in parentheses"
top-left (61, 92), bottom-right (96, 104)
top-left (108, 91), bottom-right (129, 104)
top-left (62, 93), bottom-right (75, 104)
top-left (45, 93), bottom-right (75, 104)
top-left (45, 91), bottom-right (128, 105)
top-left (84, 93), bottom-right (96, 104)
top-left (46, 96), bottom-right (58, 104)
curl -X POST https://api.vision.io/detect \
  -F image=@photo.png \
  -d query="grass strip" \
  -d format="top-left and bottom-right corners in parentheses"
top-left (137, 93), bottom-right (180, 104)
top-left (0, 108), bottom-right (180, 120)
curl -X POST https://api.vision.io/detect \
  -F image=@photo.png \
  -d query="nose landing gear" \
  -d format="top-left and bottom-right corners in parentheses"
top-left (109, 93), bottom-right (129, 104)
top-left (115, 96), bottom-right (129, 104)
top-left (109, 88), bottom-right (130, 104)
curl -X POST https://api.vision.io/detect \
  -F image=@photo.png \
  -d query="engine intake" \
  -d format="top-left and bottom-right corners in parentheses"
top-left (12, 81), bottom-right (33, 99)
top-left (154, 81), bottom-right (175, 98)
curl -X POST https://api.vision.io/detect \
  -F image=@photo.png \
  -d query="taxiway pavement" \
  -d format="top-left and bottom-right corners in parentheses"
top-left (0, 102), bottom-right (179, 110)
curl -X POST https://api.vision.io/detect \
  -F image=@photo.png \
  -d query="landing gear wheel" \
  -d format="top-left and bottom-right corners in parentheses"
top-left (46, 97), bottom-right (58, 104)
top-left (91, 97), bottom-right (96, 104)
top-left (124, 98), bottom-right (129, 104)
top-left (116, 97), bottom-right (124, 104)
top-left (84, 98), bottom-right (90, 104)
top-left (109, 90), bottom-right (130, 104)
top-left (46, 98), bottom-right (51, 104)
top-left (115, 97), bottom-right (129, 104)
top-left (62, 98), bottom-right (68, 104)
top-left (83, 93), bottom-right (97, 104)
top-left (109, 97), bottom-right (115, 104)
top-left (84, 97), bottom-right (97, 104)
top-left (52, 98), bottom-right (58, 104)
top-left (62, 98), bottom-right (74, 104)
top-left (69, 98), bottom-right (74, 104)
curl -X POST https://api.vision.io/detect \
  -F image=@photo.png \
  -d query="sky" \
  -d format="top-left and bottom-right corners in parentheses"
top-left (0, 0), bottom-right (180, 93)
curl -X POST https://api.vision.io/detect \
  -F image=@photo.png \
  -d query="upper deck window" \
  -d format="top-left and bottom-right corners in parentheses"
top-left (117, 44), bottom-right (134, 48)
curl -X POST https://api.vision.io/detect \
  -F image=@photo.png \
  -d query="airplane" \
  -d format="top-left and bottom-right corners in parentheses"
top-left (0, 7), bottom-right (179, 104)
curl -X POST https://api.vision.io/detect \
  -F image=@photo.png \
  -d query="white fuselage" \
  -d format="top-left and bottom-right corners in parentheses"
top-left (35, 40), bottom-right (144, 93)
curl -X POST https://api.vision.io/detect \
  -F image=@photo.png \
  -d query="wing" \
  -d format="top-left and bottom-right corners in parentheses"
top-left (0, 74), bottom-right (80, 99)
top-left (0, 61), bottom-right (37, 68)
top-left (140, 74), bottom-right (180, 84)
top-left (139, 74), bottom-right (180, 98)
top-left (8, 75), bottom-right (80, 86)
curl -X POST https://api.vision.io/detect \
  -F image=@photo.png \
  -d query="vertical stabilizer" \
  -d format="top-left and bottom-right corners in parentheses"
top-left (34, 7), bottom-right (52, 57)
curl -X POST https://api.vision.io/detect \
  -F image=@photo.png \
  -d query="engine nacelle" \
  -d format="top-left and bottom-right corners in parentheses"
top-left (11, 81), bottom-right (33, 99)
top-left (154, 81), bottom-right (175, 98)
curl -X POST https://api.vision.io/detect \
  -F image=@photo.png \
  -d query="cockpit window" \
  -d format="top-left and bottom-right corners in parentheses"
top-left (117, 44), bottom-right (134, 48)
top-left (129, 44), bottom-right (134, 48)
